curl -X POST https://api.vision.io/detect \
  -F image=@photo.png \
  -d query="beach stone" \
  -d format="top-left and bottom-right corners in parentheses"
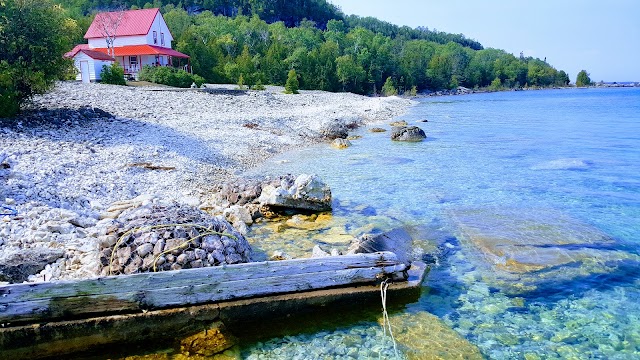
top-left (0, 248), bottom-right (65, 283)
top-left (258, 174), bottom-right (331, 212)
top-left (312, 245), bottom-right (330, 257)
top-left (391, 126), bottom-right (426, 142)
top-left (369, 127), bottom-right (387, 133)
top-left (450, 208), bottom-right (640, 293)
top-left (331, 138), bottom-right (352, 149)
top-left (319, 120), bottom-right (350, 139)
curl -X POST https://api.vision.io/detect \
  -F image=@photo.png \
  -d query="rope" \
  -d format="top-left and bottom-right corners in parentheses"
top-left (108, 223), bottom-right (237, 275)
top-left (1, 205), bottom-right (17, 216)
top-left (380, 278), bottom-right (400, 359)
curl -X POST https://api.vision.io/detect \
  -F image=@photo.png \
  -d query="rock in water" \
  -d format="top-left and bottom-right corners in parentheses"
top-left (450, 208), bottom-right (640, 294)
top-left (258, 174), bottom-right (331, 212)
top-left (331, 138), bottom-right (352, 149)
top-left (348, 228), bottom-right (414, 266)
top-left (0, 248), bottom-right (65, 283)
top-left (391, 126), bottom-right (426, 142)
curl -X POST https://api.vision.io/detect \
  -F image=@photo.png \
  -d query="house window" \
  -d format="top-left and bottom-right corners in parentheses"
top-left (129, 56), bottom-right (138, 66)
top-left (155, 55), bottom-right (160, 66)
top-left (161, 33), bottom-right (165, 46)
top-left (153, 31), bottom-right (157, 45)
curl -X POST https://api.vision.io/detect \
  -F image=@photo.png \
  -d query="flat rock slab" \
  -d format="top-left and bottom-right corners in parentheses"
top-left (449, 208), bottom-right (640, 292)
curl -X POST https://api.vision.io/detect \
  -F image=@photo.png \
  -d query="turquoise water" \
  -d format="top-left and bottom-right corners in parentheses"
top-left (243, 88), bottom-right (640, 359)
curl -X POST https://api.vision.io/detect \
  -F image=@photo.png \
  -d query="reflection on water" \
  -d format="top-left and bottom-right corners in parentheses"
top-left (242, 88), bottom-right (640, 359)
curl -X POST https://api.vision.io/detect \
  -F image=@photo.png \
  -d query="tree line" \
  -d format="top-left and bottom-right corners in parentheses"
top-left (163, 8), bottom-right (569, 94)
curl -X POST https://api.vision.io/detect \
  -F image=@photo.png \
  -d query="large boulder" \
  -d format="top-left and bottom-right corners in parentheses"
top-left (348, 228), bottom-right (414, 266)
top-left (258, 174), bottom-right (332, 212)
top-left (0, 248), bottom-right (65, 283)
top-left (391, 126), bottom-right (426, 142)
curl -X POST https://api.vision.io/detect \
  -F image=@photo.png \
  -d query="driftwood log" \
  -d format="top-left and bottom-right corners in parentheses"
top-left (0, 252), bottom-right (406, 325)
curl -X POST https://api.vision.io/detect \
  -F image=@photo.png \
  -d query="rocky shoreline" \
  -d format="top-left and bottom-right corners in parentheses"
top-left (0, 81), bottom-right (414, 283)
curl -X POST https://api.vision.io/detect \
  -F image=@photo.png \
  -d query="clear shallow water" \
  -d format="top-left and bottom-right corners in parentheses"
top-left (242, 88), bottom-right (640, 359)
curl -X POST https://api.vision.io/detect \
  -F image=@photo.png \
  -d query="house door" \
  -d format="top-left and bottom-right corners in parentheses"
top-left (80, 61), bottom-right (90, 83)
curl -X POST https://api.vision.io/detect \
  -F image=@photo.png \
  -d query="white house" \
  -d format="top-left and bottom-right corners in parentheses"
top-left (65, 8), bottom-right (190, 82)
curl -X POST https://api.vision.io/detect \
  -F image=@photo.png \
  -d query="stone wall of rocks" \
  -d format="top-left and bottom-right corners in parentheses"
top-left (99, 203), bottom-right (252, 276)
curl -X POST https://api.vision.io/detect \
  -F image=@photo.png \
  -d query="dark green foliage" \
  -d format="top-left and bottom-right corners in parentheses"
top-left (138, 65), bottom-right (200, 88)
top-left (284, 69), bottom-right (299, 94)
top-left (576, 70), bottom-right (591, 87)
top-left (0, 0), bottom-right (77, 117)
top-left (100, 63), bottom-right (126, 85)
top-left (58, 0), bottom-right (573, 95)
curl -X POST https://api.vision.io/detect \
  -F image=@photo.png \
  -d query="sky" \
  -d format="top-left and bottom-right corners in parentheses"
top-left (329, 0), bottom-right (640, 82)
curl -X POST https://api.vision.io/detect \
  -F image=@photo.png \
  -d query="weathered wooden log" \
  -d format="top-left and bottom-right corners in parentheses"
top-left (0, 252), bottom-right (405, 325)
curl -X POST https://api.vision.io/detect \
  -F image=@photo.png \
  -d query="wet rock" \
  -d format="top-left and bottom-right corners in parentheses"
top-left (179, 321), bottom-right (236, 356)
top-left (0, 248), bottom-right (65, 283)
top-left (390, 126), bottom-right (426, 142)
top-left (389, 311), bottom-right (484, 359)
top-left (331, 138), bottom-right (352, 149)
top-left (258, 174), bottom-right (331, 212)
top-left (389, 120), bottom-right (408, 127)
top-left (348, 228), bottom-right (414, 266)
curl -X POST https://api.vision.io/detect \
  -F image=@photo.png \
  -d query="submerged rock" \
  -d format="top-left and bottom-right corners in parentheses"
top-left (389, 311), bottom-right (484, 360)
top-left (391, 126), bottom-right (426, 142)
top-left (258, 174), bottom-right (331, 212)
top-left (389, 120), bottom-right (408, 127)
top-left (450, 208), bottom-right (640, 293)
top-left (369, 127), bottom-right (387, 133)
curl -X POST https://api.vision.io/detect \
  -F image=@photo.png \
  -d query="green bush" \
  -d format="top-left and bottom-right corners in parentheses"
top-left (100, 63), bottom-right (126, 85)
top-left (0, 0), bottom-right (77, 117)
top-left (193, 74), bottom-right (206, 88)
top-left (137, 65), bottom-right (202, 88)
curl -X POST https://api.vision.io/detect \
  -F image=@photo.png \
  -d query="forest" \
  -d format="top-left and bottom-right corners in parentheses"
top-left (57, 0), bottom-right (570, 94)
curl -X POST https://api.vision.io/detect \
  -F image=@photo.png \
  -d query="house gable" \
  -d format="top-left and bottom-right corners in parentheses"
top-left (85, 8), bottom-right (159, 39)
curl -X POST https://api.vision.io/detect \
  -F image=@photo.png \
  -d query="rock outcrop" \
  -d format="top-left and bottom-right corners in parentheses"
top-left (390, 126), bottom-right (426, 142)
top-left (0, 247), bottom-right (65, 283)
top-left (258, 174), bottom-right (332, 212)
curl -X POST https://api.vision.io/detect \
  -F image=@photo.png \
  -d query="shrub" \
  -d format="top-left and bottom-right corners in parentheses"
top-left (100, 63), bottom-right (126, 85)
top-left (381, 76), bottom-right (397, 96)
top-left (252, 79), bottom-right (266, 90)
top-left (193, 74), bottom-right (205, 88)
top-left (284, 69), bottom-right (299, 94)
top-left (237, 74), bottom-right (246, 90)
top-left (135, 65), bottom-right (203, 88)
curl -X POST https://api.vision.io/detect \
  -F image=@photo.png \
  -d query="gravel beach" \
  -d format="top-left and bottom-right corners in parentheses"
top-left (0, 81), bottom-right (414, 282)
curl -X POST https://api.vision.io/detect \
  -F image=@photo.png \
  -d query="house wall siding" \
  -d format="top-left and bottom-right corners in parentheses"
top-left (145, 13), bottom-right (173, 48)
top-left (73, 53), bottom-right (114, 81)
top-left (88, 35), bottom-right (148, 49)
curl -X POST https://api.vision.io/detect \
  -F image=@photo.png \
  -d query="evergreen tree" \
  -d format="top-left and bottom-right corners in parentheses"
top-left (576, 70), bottom-right (591, 87)
top-left (284, 69), bottom-right (299, 94)
top-left (381, 77), bottom-right (397, 96)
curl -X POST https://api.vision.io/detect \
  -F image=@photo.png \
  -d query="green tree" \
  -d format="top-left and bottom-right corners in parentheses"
top-left (0, 0), bottom-right (77, 117)
top-left (284, 68), bottom-right (299, 94)
top-left (381, 76), bottom-right (397, 96)
top-left (576, 70), bottom-right (591, 87)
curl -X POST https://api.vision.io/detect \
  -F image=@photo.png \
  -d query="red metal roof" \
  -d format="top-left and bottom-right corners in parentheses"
top-left (85, 8), bottom-right (160, 39)
top-left (64, 44), bottom-right (90, 58)
top-left (79, 50), bottom-right (115, 61)
top-left (91, 45), bottom-right (189, 58)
